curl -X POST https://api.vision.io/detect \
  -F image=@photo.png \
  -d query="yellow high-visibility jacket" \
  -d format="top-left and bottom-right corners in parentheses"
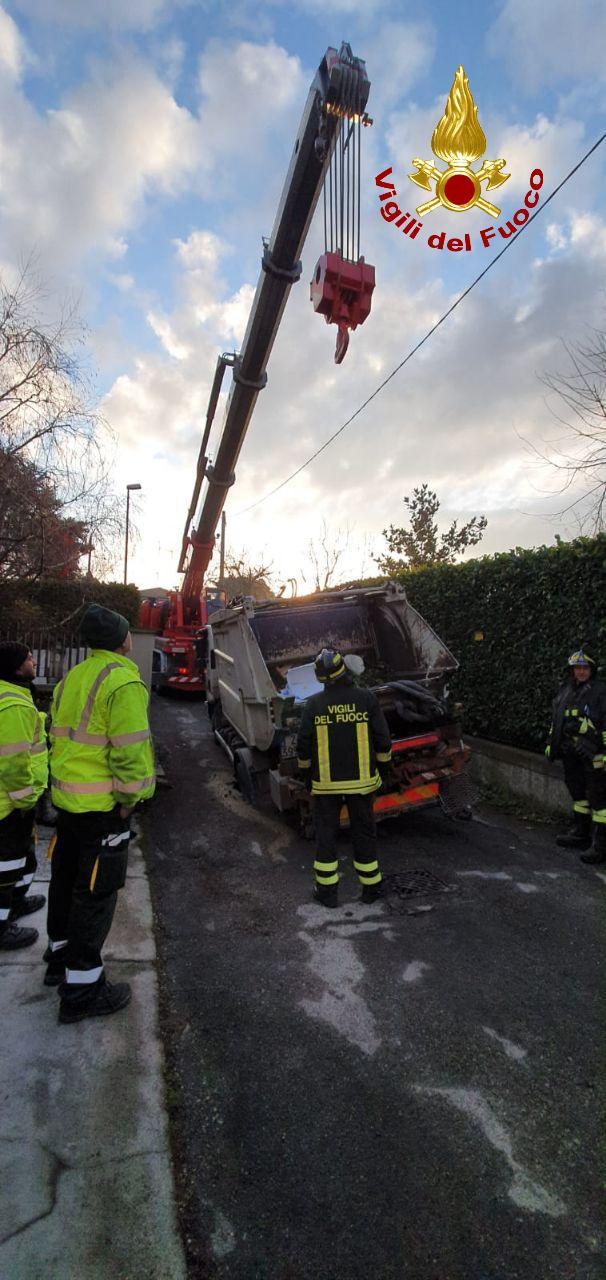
top-left (0, 680), bottom-right (48, 821)
top-left (50, 650), bottom-right (155, 814)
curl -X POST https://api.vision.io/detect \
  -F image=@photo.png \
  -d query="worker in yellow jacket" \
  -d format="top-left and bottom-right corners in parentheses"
top-left (0, 643), bottom-right (48, 950)
top-left (46, 604), bottom-right (155, 1023)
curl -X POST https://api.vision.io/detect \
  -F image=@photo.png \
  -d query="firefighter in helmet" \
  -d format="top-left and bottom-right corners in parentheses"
top-left (296, 649), bottom-right (392, 906)
top-left (546, 647), bottom-right (606, 864)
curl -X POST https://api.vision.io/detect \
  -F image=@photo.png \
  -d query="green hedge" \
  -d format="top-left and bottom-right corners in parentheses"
top-left (405, 537), bottom-right (606, 751)
top-left (346, 536), bottom-right (606, 753)
top-left (0, 579), bottom-right (141, 632)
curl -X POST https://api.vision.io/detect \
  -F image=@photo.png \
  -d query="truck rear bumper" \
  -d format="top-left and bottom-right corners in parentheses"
top-left (162, 675), bottom-right (206, 694)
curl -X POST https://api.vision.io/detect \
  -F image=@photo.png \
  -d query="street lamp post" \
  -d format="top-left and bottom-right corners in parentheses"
top-left (124, 483), bottom-right (142, 585)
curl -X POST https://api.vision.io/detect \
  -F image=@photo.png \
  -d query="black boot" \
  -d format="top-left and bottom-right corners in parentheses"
top-left (10, 893), bottom-right (46, 920)
top-left (580, 823), bottom-right (606, 865)
top-left (0, 923), bottom-right (39, 950)
top-left (58, 977), bottom-right (132, 1024)
top-left (360, 881), bottom-right (384, 904)
top-left (556, 812), bottom-right (592, 849)
top-left (313, 885), bottom-right (339, 909)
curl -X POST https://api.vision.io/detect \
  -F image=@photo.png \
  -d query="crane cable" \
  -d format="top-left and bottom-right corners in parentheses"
top-left (235, 129), bottom-right (606, 519)
top-left (322, 81), bottom-right (363, 261)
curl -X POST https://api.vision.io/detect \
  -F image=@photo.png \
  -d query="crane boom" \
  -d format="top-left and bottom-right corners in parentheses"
top-left (179, 42), bottom-right (371, 605)
top-left (141, 43), bottom-right (373, 695)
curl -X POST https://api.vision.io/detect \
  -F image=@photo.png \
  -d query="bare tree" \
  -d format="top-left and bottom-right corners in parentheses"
top-left (220, 550), bottom-right (274, 601)
top-left (305, 519), bottom-right (351, 591)
top-left (537, 332), bottom-right (606, 531)
top-left (0, 261), bottom-right (125, 578)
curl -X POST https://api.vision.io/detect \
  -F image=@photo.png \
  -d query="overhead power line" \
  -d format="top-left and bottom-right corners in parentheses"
top-left (235, 130), bottom-right (606, 518)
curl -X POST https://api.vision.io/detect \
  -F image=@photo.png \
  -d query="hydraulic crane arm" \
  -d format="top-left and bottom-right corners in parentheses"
top-left (180, 42), bottom-right (371, 606)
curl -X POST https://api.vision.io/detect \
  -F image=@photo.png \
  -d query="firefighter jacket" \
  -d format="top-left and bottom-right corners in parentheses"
top-left (50, 650), bottom-right (155, 814)
top-left (0, 679), bottom-right (48, 821)
top-left (546, 675), bottom-right (606, 764)
top-left (296, 679), bottom-right (392, 796)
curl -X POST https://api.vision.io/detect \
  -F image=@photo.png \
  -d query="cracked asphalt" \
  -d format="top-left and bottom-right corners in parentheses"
top-left (145, 696), bottom-right (604, 1280)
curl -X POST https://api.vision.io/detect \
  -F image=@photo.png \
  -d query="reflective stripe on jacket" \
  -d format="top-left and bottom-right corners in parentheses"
top-left (296, 679), bottom-right (392, 796)
top-left (547, 676), bottom-right (606, 761)
top-left (0, 680), bottom-right (48, 820)
top-left (50, 650), bottom-right (155, 813)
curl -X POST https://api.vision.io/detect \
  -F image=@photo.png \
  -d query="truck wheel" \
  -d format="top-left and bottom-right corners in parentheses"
top-left (235, 753), bottom-right (259, 808)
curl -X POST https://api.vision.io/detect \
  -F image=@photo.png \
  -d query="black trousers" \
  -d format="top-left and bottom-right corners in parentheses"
top-left (562, 752), bottom-right (606, 822)
top-left (0, 809), bottom-right (37, 928)
top-left (313, 792), bottom-right (381, 890)
top-left (47, 807), bottom-right (130, 999)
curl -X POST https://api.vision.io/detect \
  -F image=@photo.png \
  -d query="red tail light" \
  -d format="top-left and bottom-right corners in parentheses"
top-left (177, 666), bottom-right (188, 675)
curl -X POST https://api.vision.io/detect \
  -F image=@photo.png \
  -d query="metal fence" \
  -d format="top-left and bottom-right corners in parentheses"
top-left (0, 631), bottom-right (87, 686)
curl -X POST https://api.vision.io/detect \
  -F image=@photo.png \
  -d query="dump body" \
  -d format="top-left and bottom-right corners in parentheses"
top-left (205, 582), bottom-right (471, 826)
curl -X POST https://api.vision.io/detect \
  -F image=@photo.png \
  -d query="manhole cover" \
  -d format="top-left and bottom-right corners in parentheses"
top-left (382, 868), bottom-right (458, 914)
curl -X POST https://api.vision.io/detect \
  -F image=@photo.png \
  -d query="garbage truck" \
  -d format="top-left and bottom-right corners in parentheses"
top-left (202, 581), bottom-right (471, 833)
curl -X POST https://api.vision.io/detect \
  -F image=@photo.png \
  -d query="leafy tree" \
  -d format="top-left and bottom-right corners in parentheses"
top-left (0, 447), bottom-right (88, 580)
top-left (376, 484), bottom-right (487, 573)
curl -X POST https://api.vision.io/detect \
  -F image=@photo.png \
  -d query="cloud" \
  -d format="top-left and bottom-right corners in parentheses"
top-left (361, 20), bottom-right (435, 114)
top-left (196, 38), bottom-right (306, 186)
top-left (0, 55), bottom-right (201, 267)
top-left (0, 31), bottom-right (308, 275)
top-left (0, 5), bottom-right (27, 79)
top-left (102, 225), bottom-right (255, 464)
top-left (487, 0), bottom-right (606, 89)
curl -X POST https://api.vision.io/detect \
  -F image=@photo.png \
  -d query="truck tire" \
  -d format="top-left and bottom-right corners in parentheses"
top-left (235, 751), bottom-right (259, 808)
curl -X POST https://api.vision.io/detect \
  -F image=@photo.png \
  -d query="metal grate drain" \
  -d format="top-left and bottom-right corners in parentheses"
top-left (438, 770), bottom-right (478, 818)
top-left (382, 868), bottom-right (458, 915)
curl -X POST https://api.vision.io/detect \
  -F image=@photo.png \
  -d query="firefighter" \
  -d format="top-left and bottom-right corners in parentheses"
top-left (296, 649), bottom-right (392, 906)
top-left (546, 647), bottom-right (606, 864)
top-left (46, 604), bottom-right (155, 1022)
top-left (0, 642), bottom-right (48, 950)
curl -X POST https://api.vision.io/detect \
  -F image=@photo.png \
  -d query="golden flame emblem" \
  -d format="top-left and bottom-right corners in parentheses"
top-left (409, 66), bottom-right (509, 217)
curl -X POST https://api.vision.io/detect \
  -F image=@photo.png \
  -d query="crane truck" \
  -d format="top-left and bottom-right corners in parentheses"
top-left (144, 40), bottom-right (375, 693)
top-left (148, 39), bottom-right (471, 825)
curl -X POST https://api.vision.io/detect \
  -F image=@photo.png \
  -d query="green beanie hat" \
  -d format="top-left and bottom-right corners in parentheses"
top-left (80, 604), bottom-right (129, 651)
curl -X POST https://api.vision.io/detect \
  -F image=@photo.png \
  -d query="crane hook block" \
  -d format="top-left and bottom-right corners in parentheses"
top-left (310, 252), bottom-right (375, 364)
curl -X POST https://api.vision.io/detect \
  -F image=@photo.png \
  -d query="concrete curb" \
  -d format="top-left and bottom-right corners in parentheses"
top-left (466, 735), bottom-right (569, 814)
top-left (0, 827), bottom-right (187, 1280)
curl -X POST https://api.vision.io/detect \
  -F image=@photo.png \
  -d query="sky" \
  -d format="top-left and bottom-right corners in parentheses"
top-left (1, 0), bottom-right (605, 592)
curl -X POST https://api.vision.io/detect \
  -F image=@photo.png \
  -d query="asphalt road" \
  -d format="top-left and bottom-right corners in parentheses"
top-left (144, 695), bottom-right (604, 1280)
